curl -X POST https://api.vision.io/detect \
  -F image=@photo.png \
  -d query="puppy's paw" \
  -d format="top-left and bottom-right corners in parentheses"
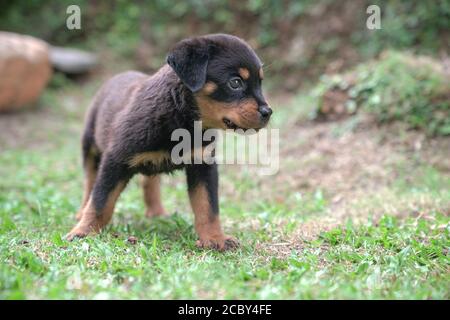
top-left (196, 235), bottom-right (239, 251)
top-left (65, 226), bottom-right (91, 241)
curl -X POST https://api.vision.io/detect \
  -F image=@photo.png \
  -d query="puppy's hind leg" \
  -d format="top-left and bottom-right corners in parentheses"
top-left (67, 154), bottom-right (129, 240)
top-left (76, 131), bottom-right (100, 221)
top-left (142, 175), bottom-right (168, 218)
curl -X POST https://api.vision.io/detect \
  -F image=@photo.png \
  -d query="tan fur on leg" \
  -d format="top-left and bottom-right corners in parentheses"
top-left (142, 175), bottom-right (168, 218)
top-left (67, 181), bottom-right (125, 240)
top-left (76, 155), bottom-right (98, 221)
top-left (189, 184), bottom-right (238, 251)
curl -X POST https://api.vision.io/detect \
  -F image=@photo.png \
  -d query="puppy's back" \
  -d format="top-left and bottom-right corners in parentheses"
top-left (86, 71), bottom-right (147, 152)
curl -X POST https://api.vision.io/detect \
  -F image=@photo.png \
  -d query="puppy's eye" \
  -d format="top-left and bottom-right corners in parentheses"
top-left (228, 77), bottom-right (244, 90)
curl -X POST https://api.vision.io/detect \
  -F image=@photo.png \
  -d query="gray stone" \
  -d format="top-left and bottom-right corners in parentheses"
top-left (49, 46), bottom-right (98, 74)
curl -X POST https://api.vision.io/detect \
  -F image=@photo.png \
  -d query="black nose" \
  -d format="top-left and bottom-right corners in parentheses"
top-left (259, 105), bottom-right (273, 119)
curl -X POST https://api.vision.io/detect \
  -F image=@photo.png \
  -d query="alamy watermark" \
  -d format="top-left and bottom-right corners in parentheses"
top-left (366, 5), bottom-right (381, 30)
top-left (66, 5), bottom-right (81, 30)
top-left (67, 4), bottom-right (382, 31)
top-left (171, 121), bottom-right (279, 176)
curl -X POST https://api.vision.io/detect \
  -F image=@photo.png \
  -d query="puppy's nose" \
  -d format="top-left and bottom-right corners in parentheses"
top-left (259, 105), bottom-right (273, 119)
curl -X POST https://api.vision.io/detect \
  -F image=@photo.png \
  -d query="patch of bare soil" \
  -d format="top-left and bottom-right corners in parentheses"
top-left (0, 106), bottom-right (65, 151)
top-left (244, 115), bottom-right (450, 254)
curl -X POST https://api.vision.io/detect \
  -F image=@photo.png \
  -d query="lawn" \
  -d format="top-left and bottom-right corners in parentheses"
top-left (0, 79), bottom-right (449, 299)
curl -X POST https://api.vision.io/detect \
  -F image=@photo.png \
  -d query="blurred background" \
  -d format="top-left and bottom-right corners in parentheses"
top-left (0, 0), bottom-right (449, 300)
top-left (1, 0), bottom-right (449, 91)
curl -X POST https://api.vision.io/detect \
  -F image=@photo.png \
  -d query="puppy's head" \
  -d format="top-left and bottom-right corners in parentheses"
top-left (167, 34), bottom-right (272, 131)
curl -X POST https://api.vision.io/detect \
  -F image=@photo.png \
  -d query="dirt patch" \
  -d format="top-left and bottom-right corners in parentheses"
top-left (0, 106), bottom-right (64, 151)
top-left (275, 115), bottom-right (449, 193)
top-left (228, 113), bottom-right (450, 250)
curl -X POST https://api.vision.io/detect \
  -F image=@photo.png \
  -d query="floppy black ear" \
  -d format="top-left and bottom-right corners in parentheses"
top-left (166, 38), bottom-right (209, 92)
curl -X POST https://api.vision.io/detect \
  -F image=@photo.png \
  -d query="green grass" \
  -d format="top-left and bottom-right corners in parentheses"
top-left (0, 83), bottom-right (449, 299)
top-left (1, 169), bottom-right (448, 299)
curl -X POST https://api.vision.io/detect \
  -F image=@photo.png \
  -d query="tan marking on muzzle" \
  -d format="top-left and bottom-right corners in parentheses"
top-left (195, 94), bottom-right (263, 130)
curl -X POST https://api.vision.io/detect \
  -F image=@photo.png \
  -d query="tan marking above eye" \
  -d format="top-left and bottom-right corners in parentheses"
top-left (259, 68), bottom-right (264, 80)
top-left (238, 68), bottom-right (250, 80)
top-left (200, 81), bottom-right (218, 95)
top-left (128, 151), bottom-right (171, 167)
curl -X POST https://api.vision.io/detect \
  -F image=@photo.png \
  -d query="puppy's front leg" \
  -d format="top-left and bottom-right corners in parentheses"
top-left (67, 155), bottom-right (129, 240)
top-left (186, 164), bottom-right (238, 251)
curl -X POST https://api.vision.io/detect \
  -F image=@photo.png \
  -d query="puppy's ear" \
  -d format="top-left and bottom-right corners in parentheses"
top-left (167, 38), bottom-right (209, 92)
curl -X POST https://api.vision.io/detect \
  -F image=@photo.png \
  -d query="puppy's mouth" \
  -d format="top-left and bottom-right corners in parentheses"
top-left (223, 118), bottom-right (246, 130)
top-left (223, 118), bottom-right (266, 132)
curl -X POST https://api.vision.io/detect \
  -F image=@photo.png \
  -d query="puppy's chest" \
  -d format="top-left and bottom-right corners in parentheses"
top-left (127, 146), bottom-right (214, 175)
top-left (127, 134), bottom-right (215, 175)
top-left (127, 151), bottom-right (183, 174)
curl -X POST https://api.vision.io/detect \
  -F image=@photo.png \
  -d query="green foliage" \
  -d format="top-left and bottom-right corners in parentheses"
top-left (0, 0), bottom-right (88, 45)
top-left (314, 51), bottom-right (450, 135)
top-left (0, 0), bottom-right (316, 53)
top-left (358, 0), bottom-right (450, 56)
top-left (1, 1), bottom-right (448, 87)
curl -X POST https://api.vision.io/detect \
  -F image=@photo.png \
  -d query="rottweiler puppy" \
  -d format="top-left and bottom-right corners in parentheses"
top-left (66, 34), bottom-right (272, 250)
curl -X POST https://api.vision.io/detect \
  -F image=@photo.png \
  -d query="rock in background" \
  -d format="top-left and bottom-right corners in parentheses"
top-left (0, 32), bottom-right (52, 112)
top-left (49, 46), bottom-right (98, 74)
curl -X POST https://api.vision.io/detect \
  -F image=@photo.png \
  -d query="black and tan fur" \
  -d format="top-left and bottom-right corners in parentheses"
top-left (67, 34), bottom-right (272, 251)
